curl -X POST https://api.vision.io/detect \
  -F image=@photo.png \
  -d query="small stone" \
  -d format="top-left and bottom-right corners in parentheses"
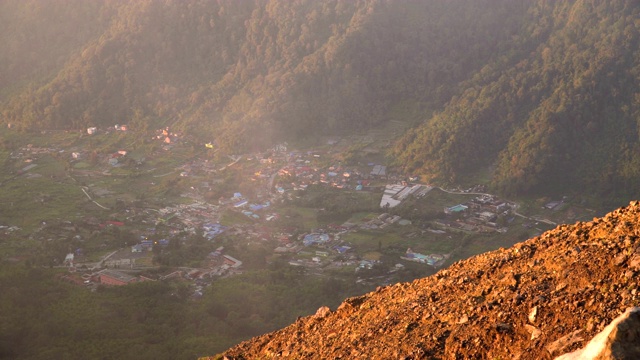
top-left (529, 306), bottom-right (538, 323)
top-left (614, 253), bottom-right (628, 266)
top-left (514, 293), bottom-right (525, 304)
top-left (502, 273), bottom-right (519, 289)
top-left (314, 306), bottom-right (331, 319)
top-left (458, 315), bottom-right (469, 324)
top-left (525, 324), bottom-right (542, 340)
top-left (496, 322), bottom-right (512, 332)
top-left (628, 254), bottom-right (640, 270)
top-left (404, 322), bottom-right (418, 332)
top-left (546, 330), bottom-right (584, 355)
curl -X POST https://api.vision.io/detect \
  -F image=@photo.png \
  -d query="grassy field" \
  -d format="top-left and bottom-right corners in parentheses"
top-left (0, 175), bottom-right (85, 229)
top-left (274, 206), bottom-right (320, 230)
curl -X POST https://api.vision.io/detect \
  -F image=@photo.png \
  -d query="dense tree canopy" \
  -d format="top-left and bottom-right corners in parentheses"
top-left (1, 0), bottom-right (640, 197)
top-left (0, 0), bottom-right (524, 145)
top-left (392, 0), bottom-right (640, 200)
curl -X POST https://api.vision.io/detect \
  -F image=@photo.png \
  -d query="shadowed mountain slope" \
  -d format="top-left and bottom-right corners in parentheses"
top-left (2, 0), bottom-right (640, 198)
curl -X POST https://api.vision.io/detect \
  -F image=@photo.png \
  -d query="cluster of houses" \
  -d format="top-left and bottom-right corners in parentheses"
top-left (21, 127), bottom-right (541, 294)
top-left (401, 248), bottom-right (447, 267)
top-left (275, 161), bottom-right (388, 193)
top-left (69, 242), bottom-right (246, 290)
top-left (10, 144), bottom-right (60, 177)
top-left (154, 201), bottom-right (222, 234)
top-left (357, 213), bottom-right (411, 230)
top-left (380, 184), bottom-right (433, 208)
top-left (176, 158), bottom-right (219, 178)
top-left (59, 269), bottom-right (153, 287)
top-left (86, 124), bottom-right (129, 135)
top-left (153, 127), bottom-right (182, 146)
top-left (437, 195), bottom-right (515, 233)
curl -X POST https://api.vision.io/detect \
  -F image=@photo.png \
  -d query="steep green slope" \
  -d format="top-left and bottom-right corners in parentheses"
top-left (0, 0), bottom-right (525, 151)
top-left (3, 0), bottom-right (640, 199)
top-left (0, 0), bottom-right (112, 99)
top-left (393, 0), bottom-right (640, 200)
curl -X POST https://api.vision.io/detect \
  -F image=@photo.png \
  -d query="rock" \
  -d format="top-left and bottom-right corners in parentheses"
top-left (221, 203), bottom-right (640, 360)
top-left (554, 307), bottom-right (640, 360)
top-left (314, 306), bottom-right (331, 319)
top-left (556, 282), bottom-right (568, 292)
top-left (613, 253), bottom-right (628, 266)
top-left (547, 330), bottom-right (584, 356)
top-left (496, 322), bottom-right (512, 332)
top-left (529, 306), bottom-right (538, 323)
top-left (502, 273), bottom-right (519, 289)
top-left (525, 324), bottom-right (542, 340)
top-left (628, 255), bottom-right (640, 271)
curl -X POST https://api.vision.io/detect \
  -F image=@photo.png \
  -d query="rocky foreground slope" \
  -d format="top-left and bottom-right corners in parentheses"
top-left (219, 202), bottom-right (640, 359)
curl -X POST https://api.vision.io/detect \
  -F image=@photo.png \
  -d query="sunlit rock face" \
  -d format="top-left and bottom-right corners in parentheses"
top-left (555, 307), bottom-right (640, 360)
top-left (220, 202), bottom-right (640, 359)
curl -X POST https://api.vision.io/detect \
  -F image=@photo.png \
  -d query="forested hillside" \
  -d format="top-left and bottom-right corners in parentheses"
top-left (393, 0), bottom-right (640, 200)
top-left (0, 0), bottom-right (525, 148)
top-left (2, 0), bottom-right (640, 198)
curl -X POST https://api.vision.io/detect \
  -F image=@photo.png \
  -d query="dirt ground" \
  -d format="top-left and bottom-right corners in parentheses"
top-left (220, 202), bottom-right (640, 359)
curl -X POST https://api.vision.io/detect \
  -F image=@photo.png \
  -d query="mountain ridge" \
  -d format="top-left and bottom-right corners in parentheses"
top-left (220, 201), bottom-right (640, 359)
top-left (3, 1), bottom-right (640, 199)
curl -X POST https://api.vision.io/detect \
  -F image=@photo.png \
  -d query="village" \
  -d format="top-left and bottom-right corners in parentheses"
top-left (0, 124), bottom-right (583, 297)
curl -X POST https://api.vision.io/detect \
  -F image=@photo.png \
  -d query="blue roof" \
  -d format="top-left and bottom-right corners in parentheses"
top-left (303, 233), bottom-right (330, 246)
top-left (447, 204), bottom-right (468, 212)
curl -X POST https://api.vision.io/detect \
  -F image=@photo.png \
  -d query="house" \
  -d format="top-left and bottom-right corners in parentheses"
top-left (202, 223), bottom-right (227, 240)
top-left (444, 204), bottom-right (468, 215)
top-left (544, 201), bottom-right (562, 210)
top-left (97, 269), bottom-right (138, 286)
top-left (371, 165), bottom-right (386, 176)
top-left (273, 143), bottom-right (288, 152)
top-left (131, 244), bottom-right (143, 253)
top-left (303, 233), bottom-right (330, 246)
top-left (64, 253), bottom-right (74, 266)
top-left (379, 184), bottom-right (406, 208)
top-left (334, 245), bottom-right (351, 254)
top-left (401, 248), bottom-right (446, 267)
top-left (478, 211), bottom-right (497, 222)
top-left (233, 200), bottom-right (248, 208)
top-left (186, 270), bottom-right (201, 279)
top-left (387, 215), bottom-right (402, 224)
top-left (223, 255), bottom-right (243, 268)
